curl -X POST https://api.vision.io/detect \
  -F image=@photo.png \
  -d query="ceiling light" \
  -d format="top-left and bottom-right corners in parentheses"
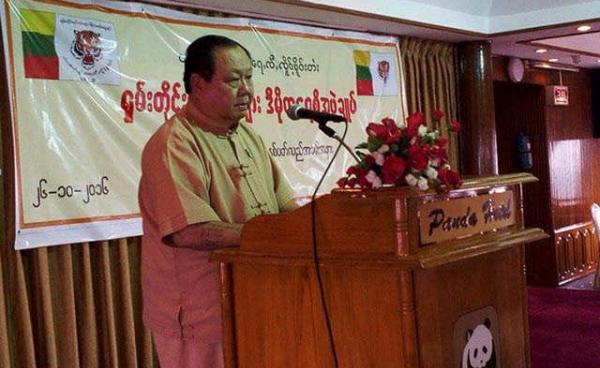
top-left (549, 58), bottom-right (559, 62)
top-left (577, 25), bottom-right (591, 32)
top-left (536, 49), bottom-right (547, 53)
top-left (528, 61), bottom-right (579, 72)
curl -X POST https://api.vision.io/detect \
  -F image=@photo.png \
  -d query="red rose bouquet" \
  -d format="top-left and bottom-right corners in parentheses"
top-left (337, 110), bottom-right (461, 191)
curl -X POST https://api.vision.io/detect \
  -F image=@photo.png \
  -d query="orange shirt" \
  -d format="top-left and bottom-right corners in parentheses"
top-left (139, 107), bottom-right (294, 341)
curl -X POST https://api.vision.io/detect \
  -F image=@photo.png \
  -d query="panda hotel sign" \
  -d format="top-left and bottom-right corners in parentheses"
top-left (419, 191), bottom-right (515, 245)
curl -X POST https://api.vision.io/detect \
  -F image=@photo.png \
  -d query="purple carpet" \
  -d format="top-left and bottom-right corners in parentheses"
top-left (528, 287), bottom-right (600, 368)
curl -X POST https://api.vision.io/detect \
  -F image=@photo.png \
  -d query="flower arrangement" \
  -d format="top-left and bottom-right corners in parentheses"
top-left (337, 110), bottom-right (462, 191)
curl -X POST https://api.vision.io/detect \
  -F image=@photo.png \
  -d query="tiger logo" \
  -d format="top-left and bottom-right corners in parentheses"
top-left (71, 30), bottom-right (102, 69)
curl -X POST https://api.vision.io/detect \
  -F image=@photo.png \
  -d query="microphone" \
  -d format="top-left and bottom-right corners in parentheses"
top-left (286, 105), bottom-right (346, 123)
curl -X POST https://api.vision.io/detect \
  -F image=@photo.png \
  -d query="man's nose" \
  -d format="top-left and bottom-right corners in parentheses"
top-left (238, 79), bottom-right (252, 95)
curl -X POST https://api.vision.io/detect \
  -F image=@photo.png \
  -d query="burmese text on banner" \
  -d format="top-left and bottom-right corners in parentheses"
top-left (1, 0), bottom-right (406, 249)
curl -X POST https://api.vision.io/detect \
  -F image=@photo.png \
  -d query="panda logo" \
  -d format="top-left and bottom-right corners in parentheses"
top-left (462, 318), bottom-right (497, 368)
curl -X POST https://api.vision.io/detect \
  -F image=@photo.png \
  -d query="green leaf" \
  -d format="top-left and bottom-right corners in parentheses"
top-left (355, 142), bottom-right (368, 149)
top-left (367, 137), bottom-right (384, 152)
top-left (397, 137), bottom-right (410, 154)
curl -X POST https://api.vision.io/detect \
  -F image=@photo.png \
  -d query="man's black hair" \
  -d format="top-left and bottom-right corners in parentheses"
top-left (183, 35), bottom-right (252, 94)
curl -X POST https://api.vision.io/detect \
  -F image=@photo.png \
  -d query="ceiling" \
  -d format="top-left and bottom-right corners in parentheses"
top-left (164, 0), bottom-right (600, 69)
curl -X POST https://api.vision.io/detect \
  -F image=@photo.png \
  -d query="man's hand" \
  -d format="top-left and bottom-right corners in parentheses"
top-left (282, 198), bottom-right (302, 212)
top-left (165, 221), bottom-right (243, 251)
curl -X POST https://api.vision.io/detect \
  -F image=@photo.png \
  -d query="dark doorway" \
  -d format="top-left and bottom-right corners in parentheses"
top-left (494, 81), bottom-right (555, 285)
top-left (494, 81), bottom-right (545, 175)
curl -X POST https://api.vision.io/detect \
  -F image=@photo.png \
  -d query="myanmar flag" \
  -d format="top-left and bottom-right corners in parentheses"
top-left (20, 9), bottom-right (59, 79)
top-left (353, 50), bottom-right (373, 96)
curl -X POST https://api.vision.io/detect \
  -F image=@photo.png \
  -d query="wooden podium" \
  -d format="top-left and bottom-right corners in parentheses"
top-left (212, 173), bottom-right (547, 367)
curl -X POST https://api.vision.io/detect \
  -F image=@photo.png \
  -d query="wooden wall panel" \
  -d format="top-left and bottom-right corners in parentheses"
top-left (544, 71), bottom-right (594, 228)
top-left (493, 56), bottom-right (600, 285)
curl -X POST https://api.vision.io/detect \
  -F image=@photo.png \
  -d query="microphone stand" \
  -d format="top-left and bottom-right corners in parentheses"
top-left (311, 116), bottom-right (349, 368)
top-left (316, 119), bottom-right (360, 164)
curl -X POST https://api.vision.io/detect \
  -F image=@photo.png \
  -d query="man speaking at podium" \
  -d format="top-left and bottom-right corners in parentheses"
top-left (138, 35), bottom-right (297, 367)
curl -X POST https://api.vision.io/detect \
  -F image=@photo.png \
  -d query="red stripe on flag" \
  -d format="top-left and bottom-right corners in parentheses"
top-left (356, 79), bottom-right (373, 96)
top-left (24, 55), bottom-right (59, 79)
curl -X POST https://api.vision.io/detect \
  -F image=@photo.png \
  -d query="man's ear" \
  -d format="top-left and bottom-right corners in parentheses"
top-left (190, 73), bottom-right (206, 93)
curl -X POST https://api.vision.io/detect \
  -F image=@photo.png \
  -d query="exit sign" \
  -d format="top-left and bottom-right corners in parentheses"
top-left (545, 85), bottom-right (569, 106)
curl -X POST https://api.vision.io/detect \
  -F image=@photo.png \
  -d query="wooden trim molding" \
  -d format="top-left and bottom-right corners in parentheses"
top-left (554, 222), bottom-right (599, 285)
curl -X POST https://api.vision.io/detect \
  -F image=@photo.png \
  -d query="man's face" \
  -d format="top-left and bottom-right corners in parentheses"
top-left (192, 46), bottom-right (253, 128)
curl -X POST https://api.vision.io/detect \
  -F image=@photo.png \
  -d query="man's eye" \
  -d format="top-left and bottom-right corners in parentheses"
top-left (228, 79), bottom-right (240, 87)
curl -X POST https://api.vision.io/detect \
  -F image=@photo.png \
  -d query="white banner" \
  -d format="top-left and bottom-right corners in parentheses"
top-left (1, 0), bottom-right (406, 249)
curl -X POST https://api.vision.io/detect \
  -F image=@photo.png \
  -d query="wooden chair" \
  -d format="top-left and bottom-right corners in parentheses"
top-left (590, 203), bottom-right (600, 289)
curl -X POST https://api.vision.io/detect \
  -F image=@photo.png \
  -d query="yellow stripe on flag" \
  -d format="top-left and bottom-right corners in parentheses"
top-left (20, 9), bottom-right (55, 36)
top-left (353, 50), bottom-right (370, 67)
